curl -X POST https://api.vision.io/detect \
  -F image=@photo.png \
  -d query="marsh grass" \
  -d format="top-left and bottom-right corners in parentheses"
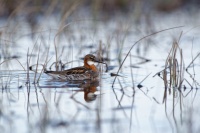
top-left (160, 35), bottom-right (199, 101)
top-left (162, 39), bottom-right (184, 133)
top-left (163, 39), bottom-right (184, 91)
top-left (112, 26), bottom-right (183, 87)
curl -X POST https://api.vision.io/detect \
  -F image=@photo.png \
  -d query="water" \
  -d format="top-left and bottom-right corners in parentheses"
top-left (0, 8), bottom-right (200, 133)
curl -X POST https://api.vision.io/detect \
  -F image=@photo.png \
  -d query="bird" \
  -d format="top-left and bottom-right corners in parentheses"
top-left (44, 54), bottom-right (107, 81)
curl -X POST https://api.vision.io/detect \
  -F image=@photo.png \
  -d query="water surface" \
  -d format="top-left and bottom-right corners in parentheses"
top-left (0, 8), bottom-right (200, 133)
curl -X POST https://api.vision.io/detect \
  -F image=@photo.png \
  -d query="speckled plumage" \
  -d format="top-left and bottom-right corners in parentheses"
top-left (45, 54), bottom-right (102, 81)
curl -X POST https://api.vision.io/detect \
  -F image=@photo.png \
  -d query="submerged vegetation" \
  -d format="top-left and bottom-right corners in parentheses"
top-left (0, 1), bottom-right (200, 133)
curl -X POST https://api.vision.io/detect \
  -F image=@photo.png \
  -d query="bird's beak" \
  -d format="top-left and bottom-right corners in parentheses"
top-left (94, 58), bottom-right (108, 72)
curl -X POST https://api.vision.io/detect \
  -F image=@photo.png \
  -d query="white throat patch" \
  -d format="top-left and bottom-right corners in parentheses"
top-left (87, 61), bottom-right (95, 65)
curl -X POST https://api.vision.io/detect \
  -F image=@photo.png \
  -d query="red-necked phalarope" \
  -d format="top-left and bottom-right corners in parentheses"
top-left (45, 54), bottom-right (107, 81)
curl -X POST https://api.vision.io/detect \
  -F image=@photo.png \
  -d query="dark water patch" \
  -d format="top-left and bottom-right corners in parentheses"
top-left (107, 65), bottom-right (117, 71)
top-left (129, 65), bottom-right (140, 68)
top-left (112, 106), bottom-right (135, 110)
top-left (110, 73), bottom-right (124, 77)
top-left (81, 44), bottom-right (95, 49)
top-left (50, 120), bottom-right (69, 127)
top-left (0, 55), bottom-right (21, 59)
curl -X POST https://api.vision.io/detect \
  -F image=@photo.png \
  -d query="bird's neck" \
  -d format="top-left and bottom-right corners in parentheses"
top-left (84, 60), bottom-right (97, 71)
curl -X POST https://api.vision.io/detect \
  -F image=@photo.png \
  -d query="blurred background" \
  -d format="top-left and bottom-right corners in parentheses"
top-left (0, 0), bottom-right (199, 24)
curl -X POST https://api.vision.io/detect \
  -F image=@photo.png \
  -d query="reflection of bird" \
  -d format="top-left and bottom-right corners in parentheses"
top-left (84, 86), bottom-right (97, 102)
top-left (45, 54), bottom-right (107, 81)
top-left (82, 80), bottom-right (99, 102)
